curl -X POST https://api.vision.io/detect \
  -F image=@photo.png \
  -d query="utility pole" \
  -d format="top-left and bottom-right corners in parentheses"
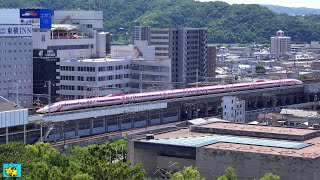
top-left (16, 84), bottom-right (19, 105)
top-left (196, 68), bottom-right (198, 88)
top-left (139, 73), bottom-right (142, 93)
top-left (314, 93), bottom-right (318, 110)
top-left (84, 76), bottom-right (87, 98)
top-left (48, 80), bottom-right (52, 105)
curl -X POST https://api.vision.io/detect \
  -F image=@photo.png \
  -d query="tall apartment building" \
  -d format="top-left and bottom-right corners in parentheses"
top-left (207, 45), bottom-right (217, 79)
top-left (0, 24), bottom-right (33, 107)
top-left (149, 28), bottom-right (171, 59)
top-left (133, 26), bottom-right (149, 41)
top-left (171, 28), bottom-right (208, 85)
top-left (133, 26), bottom-right (208, 86)
top-left (270, 30), bottom-right (291, 56)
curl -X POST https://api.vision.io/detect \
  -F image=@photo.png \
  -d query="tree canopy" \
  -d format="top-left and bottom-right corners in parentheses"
top-left (0, 141), bottom-right (281, 179)
top-left (256, 65), bottom-right (267, 73)
top-left (169, 166), bottom-right (205, 180)
top-left (1, 0), bottom-right (320, 44)
top-left (0, 139), bottom-right (145, 179)
top-left (217, 167), bottom-right (238, 180)
top-left (260, 173), bottom-right (281, 180)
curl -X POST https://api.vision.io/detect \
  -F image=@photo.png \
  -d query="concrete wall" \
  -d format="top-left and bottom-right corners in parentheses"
top-left (197, 147), bottom-right (318, 180)
top-left (157, 156), bottom-right (196, 172)
top-left (134, 148), bottom-right (158, 178)
top-left (0, 109), bottom-right (28, 128)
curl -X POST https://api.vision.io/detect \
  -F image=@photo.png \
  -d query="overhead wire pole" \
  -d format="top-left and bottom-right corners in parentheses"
top-left (84, 76), bottom-right (87, 98)
top-left (16, 84), bottom-right (19, 105)
top-left (139, 73), bottom-right (142, 93)
top-left (196, 68), bottom-right (198, 88)
top-left (48, 80), bottom-right (52, 105)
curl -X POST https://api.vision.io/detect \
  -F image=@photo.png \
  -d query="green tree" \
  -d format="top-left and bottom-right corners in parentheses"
top-left (256, 65), bottom-right (266, 73)
top-left (27, 161), bottom-right (51, 180)
top-left (260, 173), bottom-right (280, 180)
top-left (71, 173), bottom-right (95, 180)
top-left (2, 0), bottom-right (320, 43)
top-left (0, 139), bottom-right (144, 179)
top-left (217, 167), bottom-right (238, 180)
top-left (48, 166), bottom-right (64, 180)
top-left (169, 166), bottom-right (204, 180)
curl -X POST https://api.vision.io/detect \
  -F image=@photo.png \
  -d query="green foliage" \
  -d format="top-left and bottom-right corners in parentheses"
top-left (71, 173), bottom-right (94, 180)
top-left (260, 173), bottom-right (281, 180)
top-left (1, 0), bottom-right (320, 43)
top-left (263, 5), bottom-right (320, 15)
top-left (217, 167), bottom-right (238, 180)
top-left (169, 166), bottom-right (205, 180)
top-left (0, 139), bottom-right (144, 180)
top-left (256, 65), bottom-right (266, 73)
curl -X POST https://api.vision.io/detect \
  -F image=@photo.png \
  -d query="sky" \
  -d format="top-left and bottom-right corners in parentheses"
top-left (199, 0), bottom-right (320, 9)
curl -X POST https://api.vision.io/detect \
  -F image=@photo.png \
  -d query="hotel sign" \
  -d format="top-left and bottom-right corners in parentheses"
top-left (33, 49), bottom-right (58, 61)
top-left (20, 9), bottom-right (52, 29)
top-left (0, 25), bottom-right (32, 37)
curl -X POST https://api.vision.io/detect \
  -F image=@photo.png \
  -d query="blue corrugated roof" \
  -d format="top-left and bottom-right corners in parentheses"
top-left (142, 135), bottom-right (311, 149)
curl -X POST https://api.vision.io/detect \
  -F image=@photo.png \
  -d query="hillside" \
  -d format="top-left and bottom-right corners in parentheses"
top-left (1, 0), bottom-right (320, 44)
top-left (263, 5), bottom-right (320, 15)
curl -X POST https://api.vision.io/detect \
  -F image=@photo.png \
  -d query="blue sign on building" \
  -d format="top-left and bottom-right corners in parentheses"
top-left (20, 9), bottom-right (52, 29)
top-left (20, 9), bottom-right (40, 18)
top-left (40, 9), bottom-right (53, 29)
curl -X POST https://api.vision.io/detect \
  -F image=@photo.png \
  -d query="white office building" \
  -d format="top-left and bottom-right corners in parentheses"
top-left (0, 24), bottom-right (33, 107)
top-left (270, 30), bottom-right (291, 56)
top-left (33, 10), bottom-right (106, 60)
top-left (58, 44), bottom-right (171, 100)
top-left (222, 96), bottom-right (245, 123)
top-left (58, 58), bottom-right (171, 100)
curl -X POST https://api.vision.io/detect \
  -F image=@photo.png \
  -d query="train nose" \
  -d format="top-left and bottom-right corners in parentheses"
top-left (36, 107), bottom-right (47, 113)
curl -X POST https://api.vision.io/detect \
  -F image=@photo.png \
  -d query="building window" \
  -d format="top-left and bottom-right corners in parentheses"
top-left (41, 35), bottom-right (46, 41)
top-left (86, 77), bottom-right (95, 81)
top-left (98, 76), bottom-right (106, 81)
top-left (98, 67), bottom-right (105, 71)
top-left (61, 76), bottom-right (75, 81)
top-left (107, 66), bottom-right (114, 71)
top-left (78, 76), bottom-right (84, 81)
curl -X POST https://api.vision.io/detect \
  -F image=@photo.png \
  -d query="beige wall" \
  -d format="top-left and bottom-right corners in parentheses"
top-left (129, 140), bottom-right (320, 180)
top-left (157, 156), bottom-right (196, 172)
top-left (197, 147), bottom-right (319, 180)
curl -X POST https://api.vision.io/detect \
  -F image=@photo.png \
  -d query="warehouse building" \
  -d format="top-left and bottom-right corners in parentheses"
top-left (129, 121), bottom-right (320, 180)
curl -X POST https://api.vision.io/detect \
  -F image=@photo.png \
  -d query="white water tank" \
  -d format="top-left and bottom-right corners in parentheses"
top-left (96, 32), bottom-right (107, 58)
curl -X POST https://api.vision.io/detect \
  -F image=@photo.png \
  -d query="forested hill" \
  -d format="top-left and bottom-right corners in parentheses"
top-left (1, 0), bottom-right (320, 44)
top-left (262, 5), bottom-right (320, 15)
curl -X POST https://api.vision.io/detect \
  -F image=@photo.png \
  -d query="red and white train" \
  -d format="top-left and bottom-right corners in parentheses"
top-left (36, 79), bottom-right (302, 113)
